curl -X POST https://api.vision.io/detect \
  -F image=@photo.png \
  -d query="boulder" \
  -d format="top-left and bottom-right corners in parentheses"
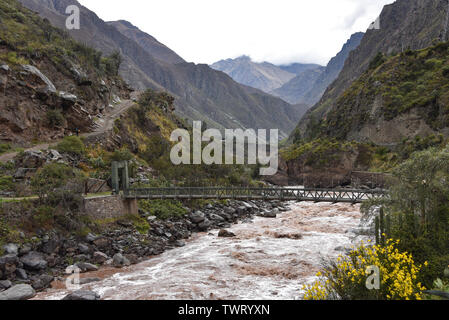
top-left (75, 262), bottom-right (98, 272)
top-left (0, 280), bottom-right (12, 290)
top-left (20, 252), bottom-right (48, 271)
top-left (0, 284), bottom-right (36, 300)
top-left (218, 229), bottom-right (236, 238)
top-left (112, 253), bottom-right (130, 268)
top-left (15, 268), bottom-right (28, 280)
top-left (79, 278), bottom-right (101, 285)
top-left (2, 243), bottom-right (18, 255)
top-left (22, 65), bottom-right (56, 93)
top-left (58, 91), bottom-right (77, 104)
top-left (92, 251), bottom-right (109, 265)
top-left (208, 214), bottom-right (225, 222)
top-left (31, 274), bottom-right (54, 290)
top-left (78, 243), bottom-right (90, 254)
top-left (198, 219), bottom-right (212, 231)
top-left (189, 211), bottom-right (205, 224)
top-left (62, 290), bottom-right (100, 301)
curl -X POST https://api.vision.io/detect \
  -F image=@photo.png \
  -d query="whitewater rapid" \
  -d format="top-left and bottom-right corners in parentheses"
top-left (35, 201), bottom-right (368, 300)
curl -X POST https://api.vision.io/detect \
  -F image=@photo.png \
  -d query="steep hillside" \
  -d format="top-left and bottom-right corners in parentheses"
top-left (19, 0), bottom-right (302, 137)
top-left (107, 20), bottom-right (185, 65)
top-left (0, 0), bottom-right (130, 146)
top-left (278, 63), bottom-right (322, 76)
top-left (295, 0), bottom-right (449, 140)
top-left (210, 55), bottom-right (296, 93)
top-left (309, 42), bottom-right (449, 144)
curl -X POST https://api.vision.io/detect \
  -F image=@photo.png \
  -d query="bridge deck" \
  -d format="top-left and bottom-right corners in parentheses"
top-left (123, 187), bottom-right (386, 204)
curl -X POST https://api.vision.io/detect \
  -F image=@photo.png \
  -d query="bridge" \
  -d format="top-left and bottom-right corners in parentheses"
top-left (123, 187), bottom-right (386, 204)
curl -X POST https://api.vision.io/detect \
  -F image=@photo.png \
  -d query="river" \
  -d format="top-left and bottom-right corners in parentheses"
top-left (35, 201), bottom-right (369, 300)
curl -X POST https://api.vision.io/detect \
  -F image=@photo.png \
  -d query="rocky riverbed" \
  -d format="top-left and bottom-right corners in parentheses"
top-left (0, 199), bottom-right (291, 300)
top-left (29, 201), bottom-right (370, 300)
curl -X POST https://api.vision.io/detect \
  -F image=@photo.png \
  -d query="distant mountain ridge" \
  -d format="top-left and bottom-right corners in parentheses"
top-left (294, 0), bottom-right (449, 141)
top-left (18, 0), bottom-right (306, 138)
top-left (210, 56), bottom-right (298, 93)
top-left (274, 32), bottom-right (364, 106)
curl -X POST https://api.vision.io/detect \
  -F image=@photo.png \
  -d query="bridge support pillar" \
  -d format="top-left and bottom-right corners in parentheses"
top-left (123, 198), bottom-right (138, 215)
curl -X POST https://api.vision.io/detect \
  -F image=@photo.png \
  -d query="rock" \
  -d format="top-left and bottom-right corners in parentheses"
top-left (47, 149), bottom-right (62, 161)
top-left (19, 245), bottom-right (32, 256)
top-left (79, 278), bottom-right (101, 285)
top-left (62, 290), bottom-right (100, 301)
top-left (31, 274), bottom-right (54, 290)
top-left (58, 91), bottom-right (77, 103)
top-left (173, 240), bottom-right (186, 247)
top-left (15, 268), bottom-right (28, 280)
top-left (93, 237), bottom-right (111, 250)
top-left (0, 64), bottom-right (10, 72)
top-left (42, 239), bottom-right (59, 254)
top-left (146, 216), bottom-right (157, 222)
top-left (22, 65), bottom-right (56, 93)
top-left (75, 262), bottom-right (98, 272)
top-left (263, 210), bottom-right (278, 218)
top-left (0, 254), bottom-right (19, 276)
top-left (208, 214), bottom-right (225, 222)
top-left (86, 233), bottom-right (98, 243)
top-left (237, 206), bottom-right (247, 215)
top-left (20, 252), bottom-right (48, 271)
top-left (92, 251), bottom-right (109, 265)
top-left (189, 211), bottom-right (205, 224)
top-left (0, 284), bottom-right (36, 300)
top-left (2, 243), bottom-right (18, 255)
top-left (17, 150), bottom-right (46, 169)
top-left (224, 207), bottom-right (236, 214)
top-left (78, 243), bottom-right (90, 254)
top-left (112, 253), bottom-right (130, 268)
top-left (198, 219), bottom-right (212, 231)
top-left (218, 229), bottom-right (236, 238)
top-left (0, 280), bottom-right (12, 290)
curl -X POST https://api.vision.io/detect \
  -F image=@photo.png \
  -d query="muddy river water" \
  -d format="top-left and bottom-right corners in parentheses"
top-left (35, 201), bottom-right (368, 300)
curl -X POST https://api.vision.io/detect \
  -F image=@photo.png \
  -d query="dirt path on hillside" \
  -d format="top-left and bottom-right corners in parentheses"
top-left (0, 92), bottom-right (139, 163)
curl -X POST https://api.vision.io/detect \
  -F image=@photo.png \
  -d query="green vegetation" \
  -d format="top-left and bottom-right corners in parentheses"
top-left (363, 146), bottom-right (449, 288)
top-left (46, 109), bottom-right (65, 128)
top-left (0, 143), bottom-right (11, 155)
top-left (56, 136), bottom-right (85, 156)
top-left (304, 41), bottom-right (449, 142)
top-left (0, 175), bottom-right (14, 192)
top-left (0, 0), bottom-right (122, 77)
top-left (281, 138), bottom-right (354, 166)
top-left (31, 163), bottom-right (85, 209)
top-left (139, 199), bottom-right (188, 220)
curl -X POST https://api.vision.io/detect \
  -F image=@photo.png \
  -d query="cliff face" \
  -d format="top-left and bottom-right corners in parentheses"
top-left (312, 42), bottom-right (449, 144)
top-left (295, 0), bottom-right (449, 140)
top-left (0, 0), bottom-right (130, 145)
top-left (19, 0), bottom-right (304, 138)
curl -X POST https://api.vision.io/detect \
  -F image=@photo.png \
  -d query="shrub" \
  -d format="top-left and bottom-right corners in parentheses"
top-left (31, 163), bottom-right (85, 209)
top-left (0, 143), bottom-right (11, 154)
top-left (0, 175), bottom-right (14, 191)
top-left (110, 147), bottom-right (134, 162)
top-left (302, 240), bottom-right (427, 300)
top-left (46, 109), bottom-right (65, 128)
top-left (139, 199), bottom-right (188, 220)
top-left (56, 136), bottom-right (85, 156)
top-left (442, 65), bottom-right (449, 78)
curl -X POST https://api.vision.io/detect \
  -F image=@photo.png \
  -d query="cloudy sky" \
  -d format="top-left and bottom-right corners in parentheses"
top-left (78, 0), bottom-right (395, 66)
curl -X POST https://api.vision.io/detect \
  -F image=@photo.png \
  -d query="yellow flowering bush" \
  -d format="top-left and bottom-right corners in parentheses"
top-left (302, 239), bottom-right (427, 300)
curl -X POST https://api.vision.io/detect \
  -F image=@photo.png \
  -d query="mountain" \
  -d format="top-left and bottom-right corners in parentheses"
top-left (278, 63), bottom-right (323, 76)
top-left (294, 0), bottom-right (449, 141)
top-left (300, 32), bottom-right (364, 106)
top-left (19, 0), bottom-right (303, 138)
top-left (107, 20), bottom-right (185, 65)
top-left (306, 41), bottom-right (449, 145)
top-left (271, 67), bottom-right (325, 104)
top-left (0, 0), bottom-right (130, 145)
top-left (210, 56), bottom-right (297, 93)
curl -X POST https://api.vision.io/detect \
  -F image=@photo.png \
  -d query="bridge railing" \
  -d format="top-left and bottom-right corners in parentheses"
top-left (123, 187), bottom-right (387, 203)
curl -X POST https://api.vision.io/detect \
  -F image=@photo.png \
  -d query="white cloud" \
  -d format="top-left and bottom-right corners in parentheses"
top-left (77, 0), bottom-right (395, 66)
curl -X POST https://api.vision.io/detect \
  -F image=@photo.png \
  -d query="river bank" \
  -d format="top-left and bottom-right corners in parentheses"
top-left (33, 201), bottom-right (370, 300)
